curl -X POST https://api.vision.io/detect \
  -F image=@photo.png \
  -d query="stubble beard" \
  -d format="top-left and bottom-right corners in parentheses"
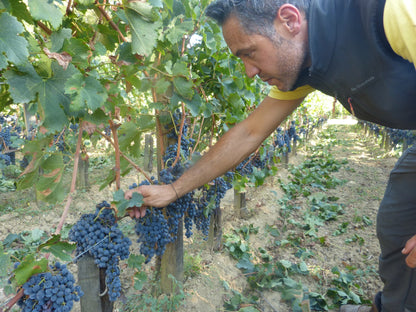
top-left (270, 35), bottom-right (308, 92)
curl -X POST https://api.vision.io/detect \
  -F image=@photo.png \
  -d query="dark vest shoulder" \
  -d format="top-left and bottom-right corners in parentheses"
top-left (298, 0), bottom-right (416, 130)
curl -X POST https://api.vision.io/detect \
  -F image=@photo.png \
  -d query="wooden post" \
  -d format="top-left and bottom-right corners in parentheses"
top-left (77, 153), bottom-right (89, 190)
top-left (99, 269), bottom-right (114, 312)
top-left (234, 189), bottom-right (249, 219)
top-left (384, 133), bottom-right (391, 151)
top-left (292, 140), bottom-right (297, 156)
top-left (78, 256), bottom-right (102, 312)
top-left (380, 131), bottom-right (385, 148)
top-left (78, 255), bottom-right (114, 312)
top-left (159, 219), bottom-right (184, 294)
top-left (207, 207), bottom-right (222, 251)
top-left (281, 152), bottom-right (289, 169)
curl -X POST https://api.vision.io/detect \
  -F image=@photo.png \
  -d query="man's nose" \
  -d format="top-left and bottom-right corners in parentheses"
top-left (244, 62), bottom-right (260, 78)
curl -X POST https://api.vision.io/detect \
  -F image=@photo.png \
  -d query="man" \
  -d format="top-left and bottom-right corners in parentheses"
top-left (126, 0), bottom-right (416, 311)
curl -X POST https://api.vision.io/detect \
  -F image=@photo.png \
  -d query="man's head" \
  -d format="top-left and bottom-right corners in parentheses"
top-left (205, 0), bottom-right (310, 39)
top-left (205, 0), bottom-right (311, 91)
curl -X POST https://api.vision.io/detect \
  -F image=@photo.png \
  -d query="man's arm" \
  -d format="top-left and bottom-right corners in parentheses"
top-left (125, 96), bottom-right (304, 214)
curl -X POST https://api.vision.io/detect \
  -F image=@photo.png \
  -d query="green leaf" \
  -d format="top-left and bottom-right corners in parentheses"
top-left (128, 192), bottom-right (144, 208)
top-left (62, 38), bottom-right (90, 67)
top-left (36, 154), bottom-right (65, 202)
top-left (0, 244), bottom-right (11, 277)
top-left (7, 0), bottom-right (32, 24)
top-left (28, 0), bottom-right (63, 29)
top-left (78, 0), bottom-right (95, 4)
top-left (280, 259), bottom-right (292, 269)
top-left (166, 19), bottom-right (194, 44)
top-left (124, 2), bottom-right (160, 56)
top-left (0, 13), bottom-right (29, 70)
top-left (118, 117), bottom-right (154, 156)
top-left (65, 73), bottom-right (108, 113)
top-left (173, 77), bottom-right (194, 100)
top-left (5, 63), bottom-right (77, 131)
top-left (97, 24), bottom-right (120, 52)
top-left (172, 61), bottom-right (189, 76)
top-left (51, 28), bottom-right (72, 52)
top-left (155, 78), bottom-right (171, 94)
top-left (38, 235), bottom-right (76, 262)
top-left (127, 253), bottom-right (146, 268)
top-left (236, 254), bottom-right (255, 273)
top-left (113, 189), bottom-right (125, 202)
top-left (112, 189), bottom-right (142, 217)
top-left (184, 93), bottom-right (203, 117)
top-left (13, 254), bottom-right (48, 286)
top-left (124, 0), bottom-right (158, 22)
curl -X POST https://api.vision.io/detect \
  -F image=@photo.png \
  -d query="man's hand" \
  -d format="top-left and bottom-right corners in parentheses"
top-left (124, 184), bottom-right (177, 218)
top-left (402, 234), bottom-right (416, 268)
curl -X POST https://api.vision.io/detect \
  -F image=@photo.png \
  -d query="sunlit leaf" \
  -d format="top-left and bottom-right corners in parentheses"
top-left (65, 72), bottom-right (108, 113)
top-left (28, 0), bottom-right (63, 29)
top-left (124, 1), bottom-right (160, 56)
top-left (5, 63), bottom-right (77, 131)
top-left (0, 12), bottom-right (29, 70)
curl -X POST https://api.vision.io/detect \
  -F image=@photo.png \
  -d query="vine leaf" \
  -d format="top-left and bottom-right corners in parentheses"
top-left (173, 77), bottom-right (194, 100)
top-left (43, 48), bottom-right (72, 70)
top-left (36, 154), bottom-right (65, 203)
top-left (13, 254), bottom-right (48, 286)
top-left (65, 72), bottom-right (108, 113)
top-left (5, 63), bottom-right (77, 131)
top-left (27, 0), bottom-right (63, 29)
top-left (119, 119), bottom-right (155, 157)
top-left (51, 28), bottom-right (72, 52)
top-left (0, 12), bottom-right (29, 70)
top-left (113, 189), bottom-right (144, 217)
top-left (165, 18), bottom-right (194, 44)
top-left (124, 0), bottom-right (160, 56)
top-left (38, 235), bottom-right (76, 262)
top-left (77, 0), bottom-right (95, 4)
top-left (0, 244), bottom-right (11, 277)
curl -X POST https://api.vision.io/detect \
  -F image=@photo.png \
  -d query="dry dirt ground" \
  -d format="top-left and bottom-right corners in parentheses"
top-left (176, 119), bottom-right (398, 312)
top-left (0, 118), bottom-right (400, 312)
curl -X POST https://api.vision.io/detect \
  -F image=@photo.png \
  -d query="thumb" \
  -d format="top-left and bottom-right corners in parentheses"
top-left (402, 235), bottom-right (416, 268)
top-left (402, 235), bottom-right (416, 255)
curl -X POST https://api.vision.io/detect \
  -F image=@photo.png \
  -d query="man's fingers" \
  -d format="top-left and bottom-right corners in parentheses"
top-left (402, 235), bottom-right (416, 255)
top-left (140, 206), bottom-right (147, 218)
top-left (127, 206), bottom-right (147, 219)
top-left (128, 209), bottom-right (135, 218)
top-left (402, 235), bottom-right (416, 268)
top-left (405, 249), bottom-right (416, 268)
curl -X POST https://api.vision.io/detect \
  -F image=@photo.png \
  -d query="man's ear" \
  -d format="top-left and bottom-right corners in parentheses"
top-left (276, 4), bottom-right (303, 34)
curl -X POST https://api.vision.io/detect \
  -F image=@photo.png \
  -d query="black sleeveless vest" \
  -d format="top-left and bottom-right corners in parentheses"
top-left (294, 0), bottom-right (416, 130)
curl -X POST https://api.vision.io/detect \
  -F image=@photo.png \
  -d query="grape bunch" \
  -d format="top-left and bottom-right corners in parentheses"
top-left (0, 114), bottom-right (21, 166)
top-left (17, 262), bottom-right (83, 312)
top-left (130, 111), bottom-right (233, 262)
top-left (68, 201), bottom-right (132, 301)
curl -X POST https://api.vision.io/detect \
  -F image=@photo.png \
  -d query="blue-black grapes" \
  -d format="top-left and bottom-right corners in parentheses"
top-left (17, 262), bottom-right (83, 312)
top-left (130, 111), bottom-right (233, 262)
top-left (0, 115), bottom-right (20, 166)
top-left (68, 201), bottom-right (131, 301)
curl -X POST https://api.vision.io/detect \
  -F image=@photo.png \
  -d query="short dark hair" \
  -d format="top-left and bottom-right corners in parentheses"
top-left (205, 0), bottom-right (310, 38)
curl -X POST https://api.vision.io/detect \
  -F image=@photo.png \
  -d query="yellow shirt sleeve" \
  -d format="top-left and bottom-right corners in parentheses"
top-left (268, 84), bottom-right (315, 100)
top-left (384, 0), bottom-right (416, 69)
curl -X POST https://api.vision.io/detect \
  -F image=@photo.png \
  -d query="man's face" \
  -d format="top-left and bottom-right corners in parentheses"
top-left (222, 15), bottom-right (308, 92)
